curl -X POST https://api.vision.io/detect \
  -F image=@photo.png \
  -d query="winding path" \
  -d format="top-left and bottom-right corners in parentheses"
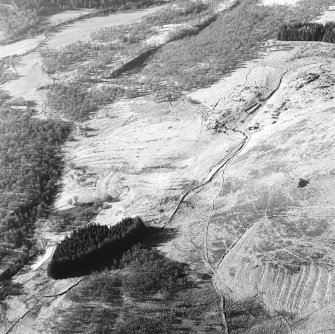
top-left (166, 66), bottom-right (289, 332)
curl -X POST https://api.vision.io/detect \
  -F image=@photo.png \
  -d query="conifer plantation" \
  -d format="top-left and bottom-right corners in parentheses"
top-left (278, 22), bottom-right (335, 43)
top-left (47, 217), bottom-right (147, 278)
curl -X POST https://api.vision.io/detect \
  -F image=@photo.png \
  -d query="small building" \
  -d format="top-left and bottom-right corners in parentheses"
top-left (248, 123), bottom-right (260, 131)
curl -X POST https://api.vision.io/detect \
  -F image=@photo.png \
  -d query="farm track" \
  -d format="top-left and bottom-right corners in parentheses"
top-left (1, 3), bottom-right (243, 332)
top-left (4, 276), bottom-right (86, 334)
top-left (6, 2), bottom-right (335, 333)
top-left (165, 65), bottom-right (288, 332)
top-left (1, 53), bottom-right (290, 334)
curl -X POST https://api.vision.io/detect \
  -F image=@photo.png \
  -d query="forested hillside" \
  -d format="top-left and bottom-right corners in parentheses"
top-left (0, 93), bottom-right (71, 280)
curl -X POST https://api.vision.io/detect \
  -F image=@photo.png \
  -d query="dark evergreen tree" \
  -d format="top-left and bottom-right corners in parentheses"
top-left (278, 22), bottom-right (335, 43)
top-left (0, 95), bottom-right (71, 281)
top-left (47, 217), bottom-right (147, 278)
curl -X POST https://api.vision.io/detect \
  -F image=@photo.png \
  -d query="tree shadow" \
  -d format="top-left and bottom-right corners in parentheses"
top-left (142, 226), bottom-right (179, 247)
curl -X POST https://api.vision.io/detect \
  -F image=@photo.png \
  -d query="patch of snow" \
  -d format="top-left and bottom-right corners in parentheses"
top-left (45, 9), bottom-right (95, 26)
top-left (55, 97), bottom-right (240, 226)
top-left (46, 5), bottom-right (167, 49)
top-left (3, 52), bottom-right (51, 105)
top-left (314, 7), bottom-right (335, 24)
top-left (0, 35), bottom-right (45, 60)
top-left (31, 246), bottom-right (55, 270)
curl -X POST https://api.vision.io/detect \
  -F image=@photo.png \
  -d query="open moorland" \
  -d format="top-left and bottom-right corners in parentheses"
top-left (2, 0), bottom-right (335, 333)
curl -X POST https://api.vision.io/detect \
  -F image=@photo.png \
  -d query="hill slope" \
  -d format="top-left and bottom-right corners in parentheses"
top-left (2, 1), bottom-right (335, 333)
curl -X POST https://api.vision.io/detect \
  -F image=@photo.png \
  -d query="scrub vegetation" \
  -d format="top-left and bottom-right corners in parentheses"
top-left (48, 201), bottom-right (102, 232)
top-left (41, 0), bottom-right (212, 74)
top-left (51, 245), bottom-right (221, 334)
top-left (0, 0), bottom-right (51, 39)
top-left (0, 4), bottom-right (40, 39)
top-left (42, 0), bottom-right (214, 119)
top-left (46, 83), bottom-right (124, 121)
top-left (0, 280), bottom-right (23, 303)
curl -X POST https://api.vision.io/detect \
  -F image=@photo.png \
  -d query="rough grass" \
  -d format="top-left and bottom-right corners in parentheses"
top-left (52, 247), bottom-right (222, 334)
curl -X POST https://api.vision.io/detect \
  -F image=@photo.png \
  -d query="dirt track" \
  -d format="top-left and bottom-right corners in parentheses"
top-left (2, 2), bottom-right (335, 333)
